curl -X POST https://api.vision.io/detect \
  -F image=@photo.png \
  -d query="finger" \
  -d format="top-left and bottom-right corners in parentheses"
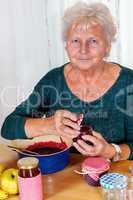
top-left (62, 118), bottom-right (80, 130)
top-left (55, 109), bottom-right (77, 122)
top-left (64, 126), bottom-right (80, 137)
top-left (92, 131), bottom-right (104, 140)
top-left (73, 142), bottom-right (89, 155)
top-left (77, 139), bottom-right (95, 153)
top-left (62, 110), bottom-right (79, 122)
top-left (59, 125), bottom-right (80, 138)
top-left (81, 134), bottom-right (98, 146)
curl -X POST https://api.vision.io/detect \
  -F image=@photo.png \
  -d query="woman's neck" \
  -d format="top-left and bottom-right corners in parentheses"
top-left (67, 61), bottom-right (106, 85)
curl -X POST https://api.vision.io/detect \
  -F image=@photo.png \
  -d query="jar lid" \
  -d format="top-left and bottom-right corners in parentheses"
top-left (17, 157), bottom-right (39, 169)
top-left (100, 173), bottom-right (127, 189)
top-left (82, 157), bottom-right (110, 172)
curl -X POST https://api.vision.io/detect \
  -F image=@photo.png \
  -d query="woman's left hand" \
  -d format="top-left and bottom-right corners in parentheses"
top-left (73, 130), bottom-right (115, 159)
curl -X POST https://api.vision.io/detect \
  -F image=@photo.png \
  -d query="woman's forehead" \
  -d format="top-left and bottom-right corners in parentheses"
top-left (72, 18), bottom-right (99, 31)
top-left (67, 20), bottom-right (106, 38)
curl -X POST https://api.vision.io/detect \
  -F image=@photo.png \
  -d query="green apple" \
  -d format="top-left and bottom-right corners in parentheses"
top-left (0, 163), bottom-right (6, 175)
top-left (0, 168), bottom-right (18, 195)
top-left (0, 189), bottom-right (8, 199)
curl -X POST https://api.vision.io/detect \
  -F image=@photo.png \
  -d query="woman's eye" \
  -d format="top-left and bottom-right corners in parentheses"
top-left (92, 39), bottom-right (97, 43)
top-left (72, 39), bottom-right (80, 43)
top-left (89, 38), bottom-right (98, 45)
top-left (70, 39), bottom-right (80, 48)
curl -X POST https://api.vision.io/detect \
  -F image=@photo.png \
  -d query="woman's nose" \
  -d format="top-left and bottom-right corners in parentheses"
top-left (80, 43), bottom-right (88, 54)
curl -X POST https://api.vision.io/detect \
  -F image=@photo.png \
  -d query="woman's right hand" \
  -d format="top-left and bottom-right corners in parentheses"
top-left (25, 109), bottom-right (81, 139)
top-left (54, 110), bottom-right (81, 139)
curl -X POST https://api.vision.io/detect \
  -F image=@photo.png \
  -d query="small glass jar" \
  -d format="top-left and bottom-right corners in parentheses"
top-left (127, 166), bottom-right (133, 200)
top-left (17, 157), bottom-right (43, 200)
top-left (100, 173), bottom-right (127, 200)
top-left (81, 156), bottom-right (110, 186)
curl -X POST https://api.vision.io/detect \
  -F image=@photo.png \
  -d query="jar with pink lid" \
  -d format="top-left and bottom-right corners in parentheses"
top-left (81, 156), bottom-right (110, 186)
top-left (17, 157), bottom-right (43, 200)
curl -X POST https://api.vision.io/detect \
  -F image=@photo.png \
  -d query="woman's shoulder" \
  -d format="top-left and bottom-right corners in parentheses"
top-left (121, 65), bottom-right (133, 73)
top-left (120, 65), bottom-right (133, 83)
top-left (31, 65), bottom-right (66, 92)
top-left (36, 64), bottom-right (65, 86)
top-left (42, 64), bottom-right (65, 79)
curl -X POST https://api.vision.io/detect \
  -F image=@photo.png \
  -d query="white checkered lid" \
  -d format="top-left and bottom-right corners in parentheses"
top-left (100, 173), bottom-right (127, 190)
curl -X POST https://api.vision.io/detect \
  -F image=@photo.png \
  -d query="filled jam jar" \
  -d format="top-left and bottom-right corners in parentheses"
top-left (17, 157), bottom-right (43, 200)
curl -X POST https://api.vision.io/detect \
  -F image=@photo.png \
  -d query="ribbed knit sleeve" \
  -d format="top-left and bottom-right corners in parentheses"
top-left (124, 68), bottom-right (133, 159)
top-left (1, 70), bottom-right (53, 139)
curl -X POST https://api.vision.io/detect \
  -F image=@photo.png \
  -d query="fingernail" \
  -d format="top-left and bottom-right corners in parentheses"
top-left (77, 139), bottom-right (82, 144)
top-left (76, 126), bottom-right (80, 131)
top-left (76, 113), bottom-right (83, 126)
top-left (76, 131), bottom-right (80, 135)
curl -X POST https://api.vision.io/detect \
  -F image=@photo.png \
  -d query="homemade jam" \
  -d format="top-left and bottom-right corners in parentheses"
top-left (82, 157), bottom-right (110, 186)
top-left (26, 141), bottom-right (68, 155)
top-left (17, 157), bottom-right (43, 200)
top-left (28, 147), bottom-right (63, 155)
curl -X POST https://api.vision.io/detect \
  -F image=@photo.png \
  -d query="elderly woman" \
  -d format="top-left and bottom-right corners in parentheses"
top-left (1, 2), bottom-right (133, 161)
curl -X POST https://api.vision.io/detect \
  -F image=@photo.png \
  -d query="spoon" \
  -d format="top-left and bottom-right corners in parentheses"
top-left (7, 145), bottom-right (40, 156)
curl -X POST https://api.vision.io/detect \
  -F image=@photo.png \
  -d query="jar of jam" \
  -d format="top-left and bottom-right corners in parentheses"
top-left (17, 157), bottom-right (43, 200)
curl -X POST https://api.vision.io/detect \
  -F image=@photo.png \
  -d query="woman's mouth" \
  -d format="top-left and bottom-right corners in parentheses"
top-left (78, 58), bottom-right (91, 61)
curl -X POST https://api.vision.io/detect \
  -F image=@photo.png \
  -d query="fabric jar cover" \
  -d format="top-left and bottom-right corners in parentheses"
top-left (100, 173), bottom-right (127, 190)
top-left (81, 156), bottom-right (110, 186)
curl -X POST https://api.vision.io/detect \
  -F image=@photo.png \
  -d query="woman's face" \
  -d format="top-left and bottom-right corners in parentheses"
top-left (65, 22), bottom-right (110, 70)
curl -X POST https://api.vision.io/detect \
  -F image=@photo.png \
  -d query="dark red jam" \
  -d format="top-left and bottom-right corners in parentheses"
top-left (19, 167), bottom-right (40, 178)
top-left (26, 141), bottom-right (68, 155)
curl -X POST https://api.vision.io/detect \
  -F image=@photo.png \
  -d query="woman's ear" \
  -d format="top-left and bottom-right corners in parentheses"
top-left (64, 41), bottom-right (67, 49)
top-left (64, 41), bottom-right (69, 51)
top-left (105, 42), bottom-right (111, 57)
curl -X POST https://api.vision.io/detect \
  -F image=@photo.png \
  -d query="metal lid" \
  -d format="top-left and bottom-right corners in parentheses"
top-left (17, 157), bottom-right (39, 169)
top-left (100, 173), bottom-right (127, 190)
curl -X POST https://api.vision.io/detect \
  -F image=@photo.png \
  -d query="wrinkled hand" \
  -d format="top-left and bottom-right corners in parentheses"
top-left (73, 130), bottom-right (115, 159)
top-left (54, 109), bottom-right (80, 138)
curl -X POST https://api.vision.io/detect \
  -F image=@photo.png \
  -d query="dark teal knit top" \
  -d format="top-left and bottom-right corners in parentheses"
top-left (1, 64), bottom-right (133, 159)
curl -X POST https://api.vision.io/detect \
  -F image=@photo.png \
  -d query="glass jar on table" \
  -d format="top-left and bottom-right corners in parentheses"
top-left (17, 157), bottom-right (43, 200)
top-left (100, 172), bottom-right (127, 200)
top-left (127, 166), bottom-right (133, 200)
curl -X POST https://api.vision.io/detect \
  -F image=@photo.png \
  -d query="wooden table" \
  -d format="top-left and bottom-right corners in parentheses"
top-left (7, 154), bottom-right (133, 200)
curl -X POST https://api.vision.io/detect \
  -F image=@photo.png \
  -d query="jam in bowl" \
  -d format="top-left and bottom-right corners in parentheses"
top-left (10, 135), bottom-right (72, 174)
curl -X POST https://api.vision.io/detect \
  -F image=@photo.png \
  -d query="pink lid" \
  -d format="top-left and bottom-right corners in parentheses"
top-left (82, 156), bottom-right (110, 172)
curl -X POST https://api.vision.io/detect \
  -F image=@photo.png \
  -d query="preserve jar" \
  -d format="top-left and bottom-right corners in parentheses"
top-left (127, 166), bottom-right (133, 200)
top-left (81, 156), bottom-right (110, 186)
top-left (100, 173), bottom-right (127, 200)
top-left (17, 157), bottom-right (43, 200)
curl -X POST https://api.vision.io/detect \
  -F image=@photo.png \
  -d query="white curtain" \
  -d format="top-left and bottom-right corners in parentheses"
top-left (119, 0), bottom-right (133, 68)
top-left (0, 0), bottom-right (132, 138)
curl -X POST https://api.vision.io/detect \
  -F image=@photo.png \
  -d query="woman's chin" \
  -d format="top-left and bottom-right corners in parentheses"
top-left (75, 62), bottom-right (94, 71)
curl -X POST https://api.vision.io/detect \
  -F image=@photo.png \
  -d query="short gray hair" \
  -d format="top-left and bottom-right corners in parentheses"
top-left (62, 2), bottom-right (117, 43)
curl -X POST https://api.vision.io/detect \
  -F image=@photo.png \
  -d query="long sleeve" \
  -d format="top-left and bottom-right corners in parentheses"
top-left (125, 115), bottom-right (133, 159)
top-left (124, 70), bottom-right (133, 159)
top-left (1, 72), bottom-right (51, 140)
